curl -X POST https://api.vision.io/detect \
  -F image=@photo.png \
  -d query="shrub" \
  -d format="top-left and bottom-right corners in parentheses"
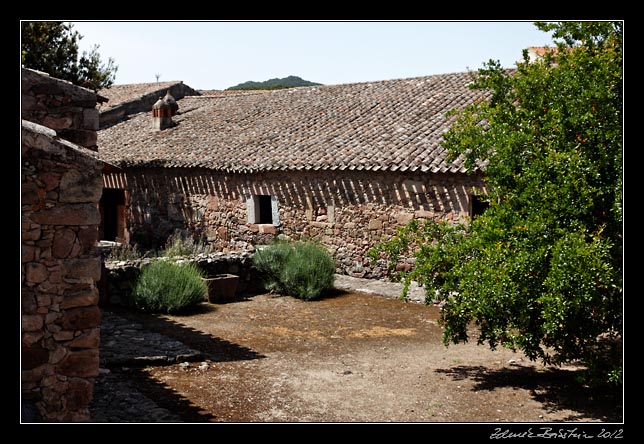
top-left (253, 240), bottom-right (336, 300)
top-left (106, 242), bottom-right (141, 261)
top-left (163, 231), bottom-right (212, 258)
top-left (131, 260), bottom-right (207, 313)
top-left (252, 240), bottom-right (292, 294)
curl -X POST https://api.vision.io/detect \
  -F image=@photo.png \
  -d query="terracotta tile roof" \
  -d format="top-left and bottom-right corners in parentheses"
top-left (197, 89), bottom-right (271, 97)
top-left (97, 81), bottom-right (184, 110)
top-left (97, 72), bottom-right (489, 174)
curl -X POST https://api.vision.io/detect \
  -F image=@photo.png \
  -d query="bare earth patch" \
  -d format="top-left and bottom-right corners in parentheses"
top-left (99, 291), bottom-right (622, 424)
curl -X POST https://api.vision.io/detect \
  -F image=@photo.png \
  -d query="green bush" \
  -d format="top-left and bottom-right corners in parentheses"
top-left (106, 242), bottom-right (142, 261)
top-left (251, 240), bottom-right (292, 294)
top-left (131, 260), bottom-right (207, 313)
top-left (253, 240), bottom-right (336, 300)
top-left (163, 231), bottom-right (212, 258)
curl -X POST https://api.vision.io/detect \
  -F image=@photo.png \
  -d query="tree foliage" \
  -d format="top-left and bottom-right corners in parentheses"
top-left (21, 21), bottom-right (117, 91)
top-left (370, 22), bottom-right (622, 385)
top-left (227, 75), bottom-right (322, 91)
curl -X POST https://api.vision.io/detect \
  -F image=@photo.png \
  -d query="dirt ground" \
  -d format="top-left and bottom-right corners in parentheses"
top-left (111, 290), bottom-right (622, 423)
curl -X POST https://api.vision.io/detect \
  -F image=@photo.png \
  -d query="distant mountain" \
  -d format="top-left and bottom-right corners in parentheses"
top-left (227, 75), bottom-right (322, 91)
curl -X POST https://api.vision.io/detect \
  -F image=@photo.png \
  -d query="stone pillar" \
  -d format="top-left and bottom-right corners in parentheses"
top-left (22, 120), bottom-right (103, 422)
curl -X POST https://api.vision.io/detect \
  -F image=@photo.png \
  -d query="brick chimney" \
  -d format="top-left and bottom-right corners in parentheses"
top-left (151, 91), bottom-right (179, 130)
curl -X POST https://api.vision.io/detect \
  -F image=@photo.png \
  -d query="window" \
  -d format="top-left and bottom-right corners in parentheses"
top-left (470, 194), bottom-right (489, 219)
top-left (247, 195), bottom-right (279, 225)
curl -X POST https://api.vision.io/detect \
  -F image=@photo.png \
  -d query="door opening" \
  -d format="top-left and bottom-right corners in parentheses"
top-left (100, 188), bottom-right (126, 242)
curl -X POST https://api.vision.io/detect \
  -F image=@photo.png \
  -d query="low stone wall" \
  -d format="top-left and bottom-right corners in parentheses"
top-left (102, 252), bottom-right (261, 306)
top-left (22, 120), bottom-right (103, 422)
top-left (22, 68), bottom-right (101, 151)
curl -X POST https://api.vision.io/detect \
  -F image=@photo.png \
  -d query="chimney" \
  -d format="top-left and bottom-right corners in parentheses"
top-left (163, 90), bottom-right (179, 116)
top-left (152, 91), bottom-right (180, 130)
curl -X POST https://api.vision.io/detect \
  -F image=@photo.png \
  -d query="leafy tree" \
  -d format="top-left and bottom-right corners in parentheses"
top-left (21, 21), bottom-right (117, 91)
top-left (370, 22), bottom-right (622, 385)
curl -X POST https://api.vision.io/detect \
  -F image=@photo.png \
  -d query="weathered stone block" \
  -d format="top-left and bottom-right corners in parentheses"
top-left (67, 328), bottom-right (99, 349)
top-left (53, 229), bottom-right (76, 258)
top-left (23, 228), bottom-right (42, 242)
top-left (22, 245), bottom-right (36, 263)
top-left (57, 349), bottom-right (99, 377)
top-left (60, 287), bottom-right (98, 309)
top-left (259, 224), bottom-right (277, 234)
top-left (414, 210), bottom-right (433, 219)
top-left (57, 306), bottom-right (100, 331)
top-left (58, 128), bottom-right (98, 149)
top-left (22, 291), bottom-right (38, 314)
top-left (22, 343), bottom-right (49, 370)
top-left (63, 257), bottom-right (101, 281)
top-left (31, 204), bottom-right (100, 226)
top-left (22, 182), bottom-right (42, 205)
top-left (25, 262), bottom-right (48, 284)
top-left (43, 115), bottom-right (73, 130)
top-left (65, 377), bottom-right (93, 411)
top-left (396, 212), bottom-right (414, 225)
top-left (53, 331), bottom-right (75, 341)
top-left (82, 108), bottom-right (99, 130)
top-left (368, 219), bottom-right (382, 230)
top-left (39, 172), bottom-right (61, 191)
top-left (77, 227), bottom-right (98, 253)
top-left (23, 331), bottom-right (44, 347)
top-left (49, 346), bottom-right (68, 364)
top-left (59, 170), bottom-right (103, 203)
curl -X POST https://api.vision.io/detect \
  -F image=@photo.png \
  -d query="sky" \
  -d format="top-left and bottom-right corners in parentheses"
top-left (70, 21), bottom-right (553, 91)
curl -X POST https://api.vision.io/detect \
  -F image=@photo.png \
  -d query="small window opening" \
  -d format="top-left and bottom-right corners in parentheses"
top-left (247, 195), bottom-right (279, 225)
top-left (258, 195), bottom-right (273, 224)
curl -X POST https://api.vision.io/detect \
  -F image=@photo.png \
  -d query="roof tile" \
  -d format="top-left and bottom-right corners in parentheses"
top-left (98, 72), bottom-right (488, 173)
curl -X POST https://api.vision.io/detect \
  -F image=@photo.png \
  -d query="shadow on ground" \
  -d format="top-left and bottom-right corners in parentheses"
top-left (91, 305), bottom-right (265, 422)
top-left (110, 306), bottom-right (265, 362)
top-left (435, 365), bottom-right (622, 422)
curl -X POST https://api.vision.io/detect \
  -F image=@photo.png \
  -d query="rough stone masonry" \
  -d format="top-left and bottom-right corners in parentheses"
top-left (22, 67), bottom-right (104, 422)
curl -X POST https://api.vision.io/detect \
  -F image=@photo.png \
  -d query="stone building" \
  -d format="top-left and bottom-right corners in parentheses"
top-left (21, 68), bottom-right (103, 421)
top-left (97, 72), bottom-right (488, 277)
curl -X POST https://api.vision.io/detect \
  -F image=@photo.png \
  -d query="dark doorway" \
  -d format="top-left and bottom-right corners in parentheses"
top-left (258, 195), bottom-right (273, 224)
top-left (100, 188), bottom-right (126, 241)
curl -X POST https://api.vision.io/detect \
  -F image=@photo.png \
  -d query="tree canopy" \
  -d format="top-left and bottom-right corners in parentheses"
top-left (370, 22), bottom-right (622, 385)
top-left (21, 22), bottom-right (117, 91)
top-left (227, 75), bottom-right (322, 90)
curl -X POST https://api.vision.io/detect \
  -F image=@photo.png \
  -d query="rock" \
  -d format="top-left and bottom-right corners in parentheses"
top-left (53, 228), bottom-right (76, 259)
top-left (57, 306), bottom-right (101, 331)
top-left (31, 204), bottom-right (100, 226)
top-left (22, 343), bottom-right (49, 370)
top-left (61, 287), bottom-right (99, 309)
top-left (57, 349), bottom-right (99, 377)
top-left (25, 262), bottom-right (48, 284)
top-left (22, 314), bottom-right (44, 332)
top-left (67, 328), bottom-right (100, 349)
top-left (63, 257), bottom-right (102, 281)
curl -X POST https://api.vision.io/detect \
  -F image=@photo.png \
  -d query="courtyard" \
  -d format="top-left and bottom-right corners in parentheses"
top-left (89, 277), bottom-right (621, 423)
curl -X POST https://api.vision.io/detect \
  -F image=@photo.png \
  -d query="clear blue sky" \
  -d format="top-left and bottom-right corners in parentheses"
top-left (71, 21), bottom-right (553, 90)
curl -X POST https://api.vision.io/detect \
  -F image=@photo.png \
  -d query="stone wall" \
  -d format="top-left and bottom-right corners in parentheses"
top-left (102, 252), bottom-right (260, 306)
top-left (22, 68), bottom-right (101, 151)
top-left (99, 82), bottom-right (199, 129)
top-left (103, 168), bottom-right (485, 278)
top-left (21, 119), bottom-right (103, 421)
